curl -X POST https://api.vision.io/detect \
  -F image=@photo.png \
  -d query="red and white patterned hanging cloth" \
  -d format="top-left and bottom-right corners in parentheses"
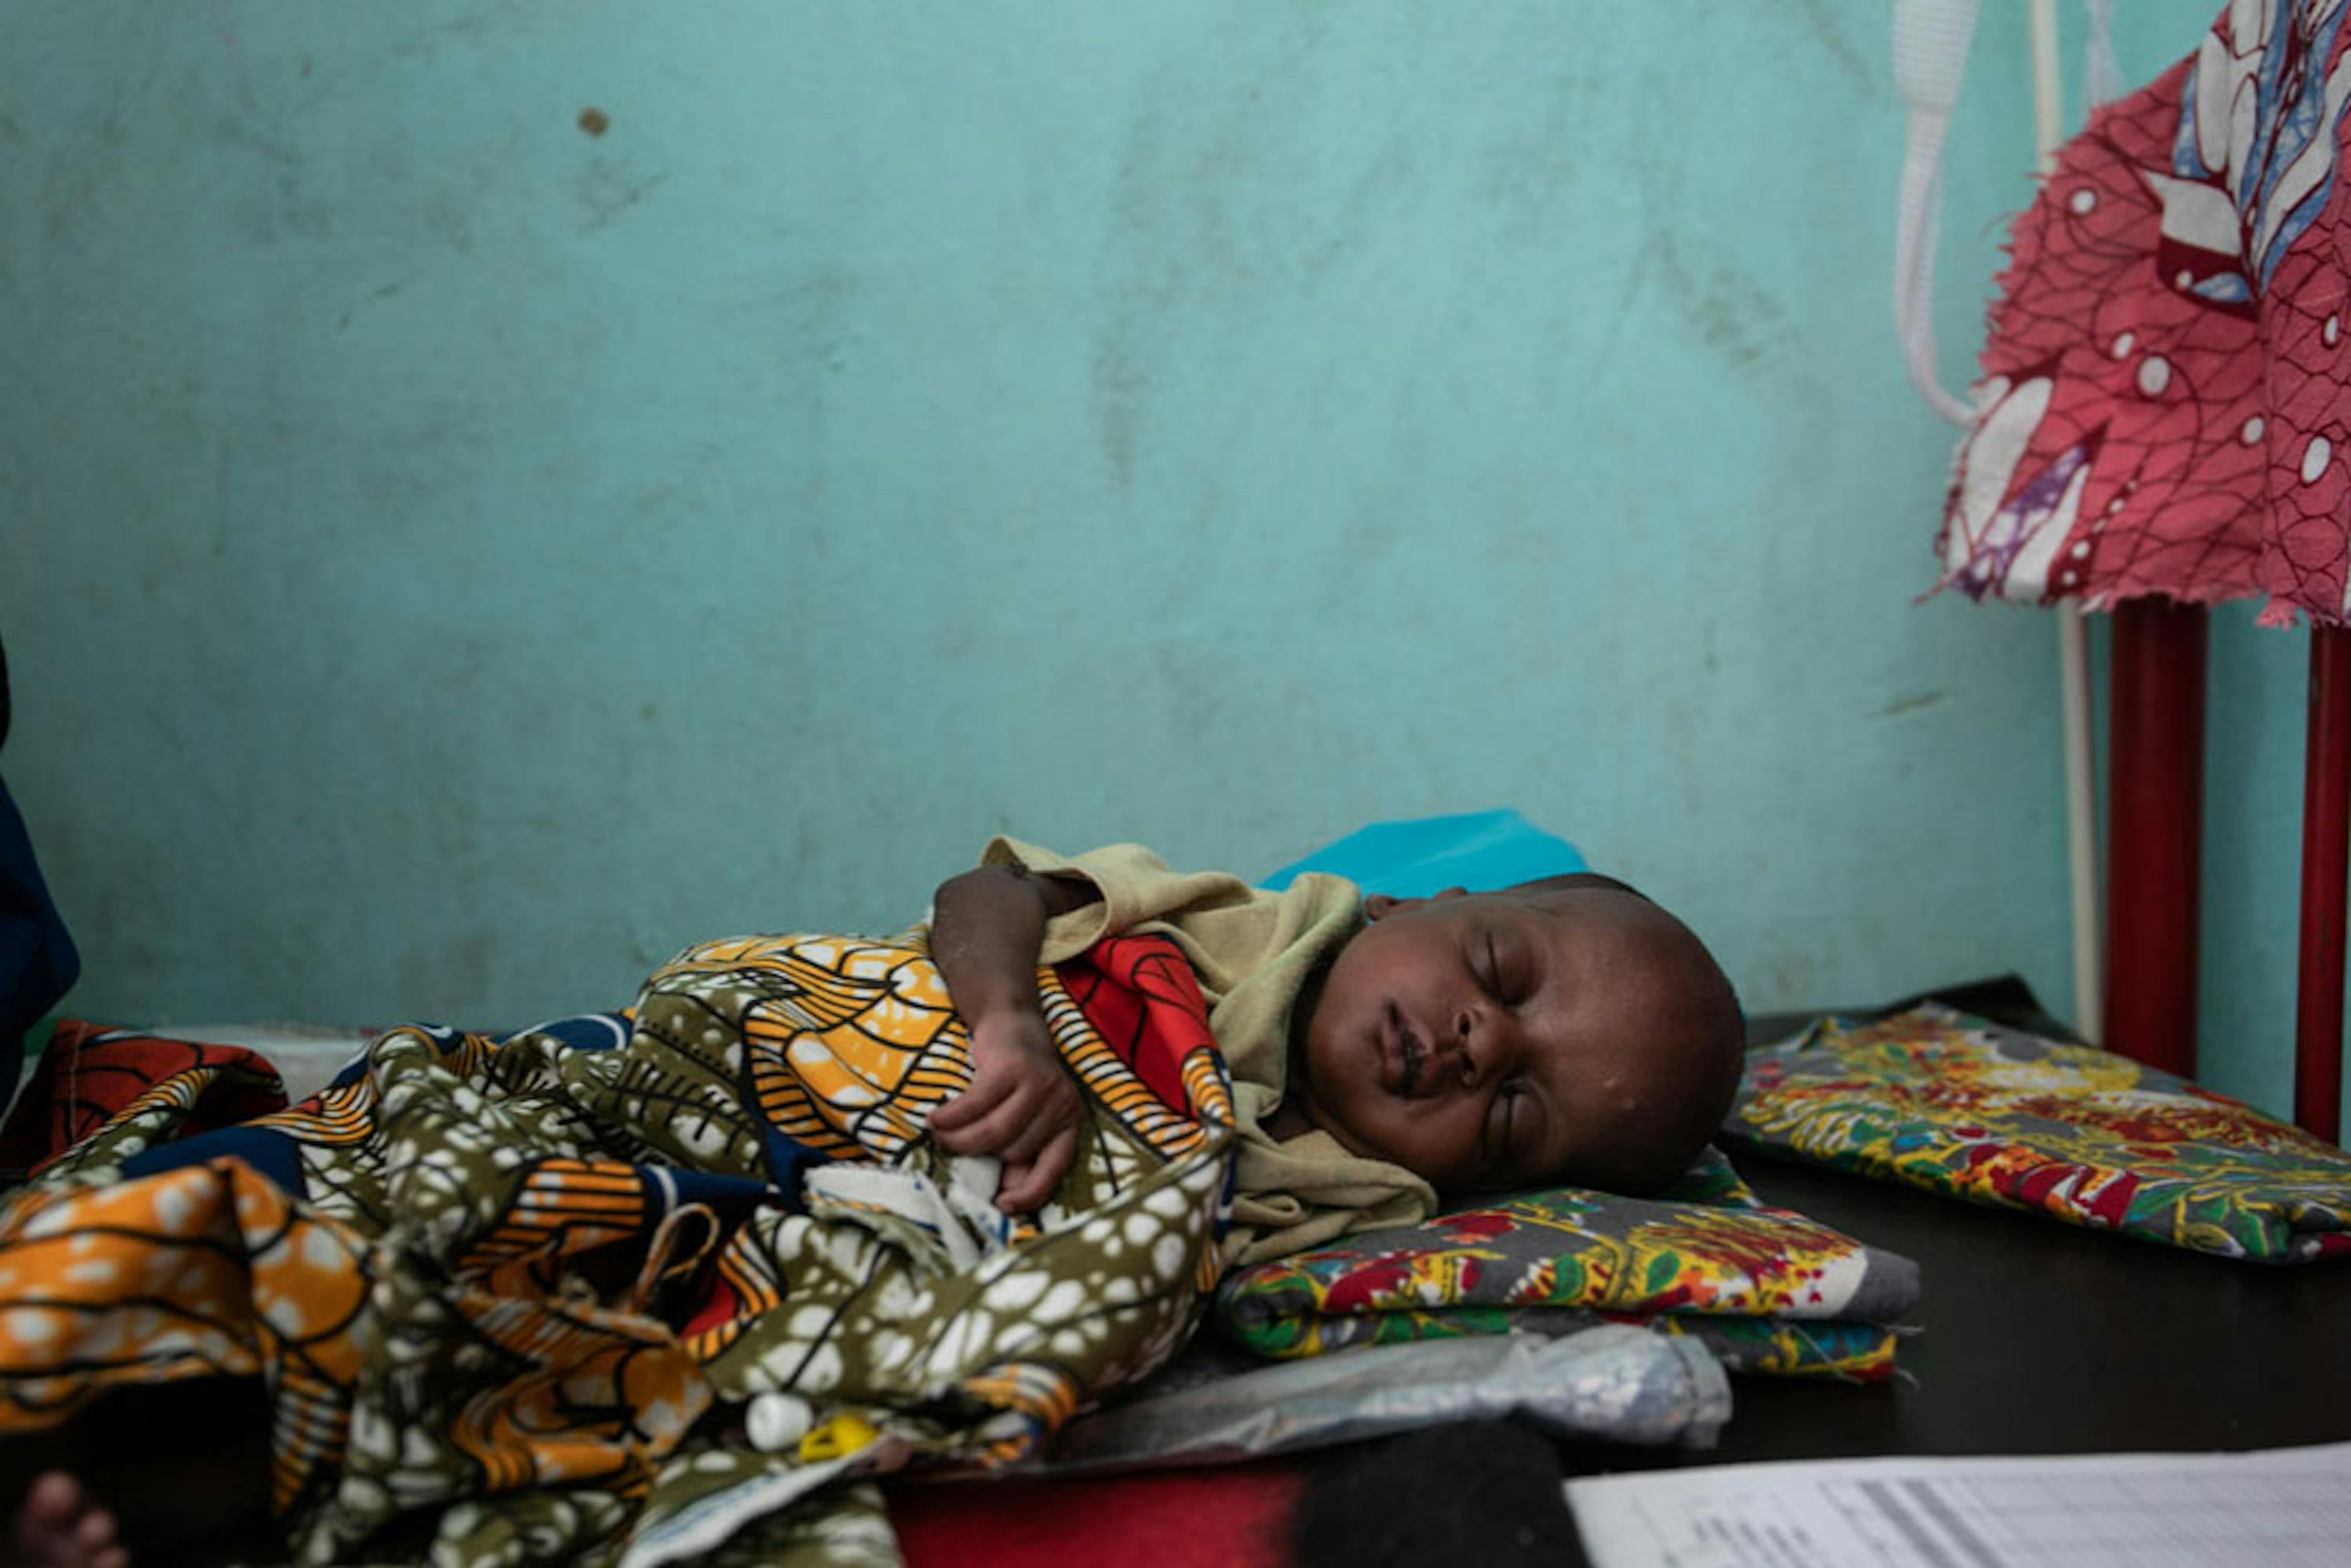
top-left (1934, 0), bottom-right (2351, 627)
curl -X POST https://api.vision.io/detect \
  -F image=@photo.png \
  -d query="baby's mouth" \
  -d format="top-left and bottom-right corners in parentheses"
top-left (1385, 1004), bottom-right (1426, 1096)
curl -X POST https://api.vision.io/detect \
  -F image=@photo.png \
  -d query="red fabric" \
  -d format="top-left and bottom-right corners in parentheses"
top-left (0, 1020), bottom-right (288, 1175)
top-left (1936, 5), bottom-right (2351, 626)
top-left (890, 1465), bottom-right (1302, 1568)
top-left (1056, 933), bottom-right (1219, 1117)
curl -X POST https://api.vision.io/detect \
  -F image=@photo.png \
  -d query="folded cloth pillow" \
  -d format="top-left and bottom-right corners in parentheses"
top-left (1725, 1004), bottom-right (2351, 1264)
top-left (1212, 1148), bottom-right (1921, 1381)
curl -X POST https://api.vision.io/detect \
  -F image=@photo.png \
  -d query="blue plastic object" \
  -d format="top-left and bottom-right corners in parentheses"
top-left (1260, 809), bottom-right (1588, 897)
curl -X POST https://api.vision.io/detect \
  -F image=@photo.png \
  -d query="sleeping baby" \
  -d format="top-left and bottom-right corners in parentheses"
top-left (5, 836), bottom-right (1744, 1568)
top-left (928, 838), bottom-right (1747, 1265)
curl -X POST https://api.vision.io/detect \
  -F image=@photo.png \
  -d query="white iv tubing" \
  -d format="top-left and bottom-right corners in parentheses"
top-left (1893, 0), bottom-right (2117, 1037)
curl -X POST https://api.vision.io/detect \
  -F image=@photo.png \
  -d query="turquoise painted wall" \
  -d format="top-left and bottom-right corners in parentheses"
top-left (1, 2), bottom-right (2311, 1121)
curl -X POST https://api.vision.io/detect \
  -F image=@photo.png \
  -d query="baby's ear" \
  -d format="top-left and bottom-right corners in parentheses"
top-left (1363, 887), bottom-right (1467, 922)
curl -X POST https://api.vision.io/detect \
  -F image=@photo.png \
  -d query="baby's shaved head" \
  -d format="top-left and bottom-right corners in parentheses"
top-left (1498, 876), bottom-right (1744, 1190)
top-left (1299, 872), bottom-right (1747, 1197)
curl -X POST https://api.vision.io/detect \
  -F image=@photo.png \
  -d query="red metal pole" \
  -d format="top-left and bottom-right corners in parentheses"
top-left (2294, 626), bottom-right (2351, 1143)
top-left (2103, 597), bottom-right (2207, 1076)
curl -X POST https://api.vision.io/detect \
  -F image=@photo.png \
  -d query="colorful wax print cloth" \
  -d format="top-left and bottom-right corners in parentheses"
top-left (0, 932), bottom-right (1234, 1568)
top-left (1726, 1004), bottom-right (2351, 1263)
top-left (1212, 1148), bottom-right (1920, 1382)
top-left (1936, 0), bottom-right (2351, 625)
top-left (0, 1019), bottom-right (291, 1181)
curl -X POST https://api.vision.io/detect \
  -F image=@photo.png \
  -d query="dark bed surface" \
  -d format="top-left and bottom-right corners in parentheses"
top-left (1635, 1147), bottom-right (2351, 1466)
top-left (1592, 981), bottom-right (2351, 1469)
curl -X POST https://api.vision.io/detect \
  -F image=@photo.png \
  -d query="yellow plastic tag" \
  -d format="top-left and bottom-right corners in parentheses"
top-left (797, 1412), bottom-right (879, 1463)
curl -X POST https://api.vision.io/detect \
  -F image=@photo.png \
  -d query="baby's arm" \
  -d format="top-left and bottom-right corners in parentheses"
top-left (926, 864), bottom-right (1101, 1212)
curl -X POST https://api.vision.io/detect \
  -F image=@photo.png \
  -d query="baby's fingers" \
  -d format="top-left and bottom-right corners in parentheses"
top-left (933, 1081), bottom-right (1042, 1156)
top-left (996, 1079), bottom-right (1079, 1166)
top-left (929, 1067), bottom-right (1013, 1136)
top-left (997, 1126), bottom-right (1079, 1214)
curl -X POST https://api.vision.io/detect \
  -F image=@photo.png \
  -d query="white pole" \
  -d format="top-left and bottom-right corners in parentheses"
top-left (2029, 0), bottom-right (2104, 1041)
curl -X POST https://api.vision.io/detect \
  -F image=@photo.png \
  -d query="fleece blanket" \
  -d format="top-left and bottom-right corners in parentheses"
top-left (1213, 1148), bottom-right (1921, 1381)
top-left (1726, 1004), bottom-right (2351, 1262)
top-left (0, 931), bottom-right (1233, 1568)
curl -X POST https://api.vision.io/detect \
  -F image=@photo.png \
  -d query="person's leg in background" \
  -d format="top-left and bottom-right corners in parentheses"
top-left (0, 629), bottom-right (81, 1110)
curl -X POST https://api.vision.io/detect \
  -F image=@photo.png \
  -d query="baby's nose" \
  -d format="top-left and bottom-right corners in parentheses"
top-left (1451, 1009), bottom-right (1486, 1087)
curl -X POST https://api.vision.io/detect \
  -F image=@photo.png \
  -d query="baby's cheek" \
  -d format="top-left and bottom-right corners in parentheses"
top-left (1404, 1109), bottom-right (1483, 1186)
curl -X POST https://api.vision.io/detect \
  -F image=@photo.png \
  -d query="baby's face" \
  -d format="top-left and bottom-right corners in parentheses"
top-left (1295, 881), bottom-right (1730, 1194)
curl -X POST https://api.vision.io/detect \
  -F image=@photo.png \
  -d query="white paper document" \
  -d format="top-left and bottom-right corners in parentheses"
top-left (1567, 1441), bottom-right (2351, 1568)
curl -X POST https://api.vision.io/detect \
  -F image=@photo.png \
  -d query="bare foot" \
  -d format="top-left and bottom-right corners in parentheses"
top-left (9, 1473), bottom-right (128, 1568)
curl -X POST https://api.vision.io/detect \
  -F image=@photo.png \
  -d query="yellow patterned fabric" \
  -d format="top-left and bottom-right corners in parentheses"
top-left (0, 931), bottom-right (1234, 1567)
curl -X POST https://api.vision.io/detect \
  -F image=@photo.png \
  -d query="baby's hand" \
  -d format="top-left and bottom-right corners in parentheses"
top-left (929, 1003), bottom-right (1082, 1214)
